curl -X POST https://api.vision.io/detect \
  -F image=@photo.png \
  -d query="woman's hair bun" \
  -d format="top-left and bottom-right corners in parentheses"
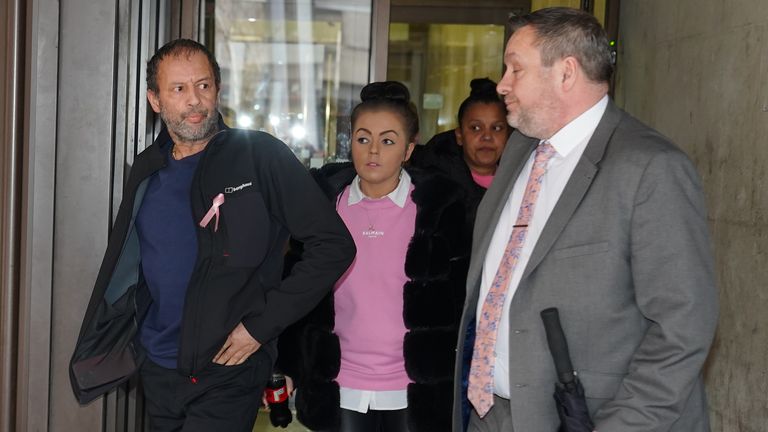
top-left (469, 77), bottom-right (498, 97)
top-left (360, 81), bottom-right (411, 104)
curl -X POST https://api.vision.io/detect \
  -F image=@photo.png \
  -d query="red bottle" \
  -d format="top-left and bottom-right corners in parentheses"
top-left (265, 373), bottom-right (292, 427)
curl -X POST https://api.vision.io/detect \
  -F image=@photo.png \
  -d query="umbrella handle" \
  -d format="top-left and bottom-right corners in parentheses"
top-left (541, 308), bottom-right (576, 385)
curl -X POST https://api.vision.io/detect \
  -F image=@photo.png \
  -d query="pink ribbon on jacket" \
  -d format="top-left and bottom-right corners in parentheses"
top-left (199, 193), bottom-right (225, 232)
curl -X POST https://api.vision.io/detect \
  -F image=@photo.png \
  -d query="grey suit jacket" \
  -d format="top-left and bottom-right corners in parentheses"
top-left (452, 101), bottom-right (718, 432)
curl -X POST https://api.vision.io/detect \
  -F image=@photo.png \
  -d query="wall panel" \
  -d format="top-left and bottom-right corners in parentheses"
top-left (0, 0), bottom-right (23, 427)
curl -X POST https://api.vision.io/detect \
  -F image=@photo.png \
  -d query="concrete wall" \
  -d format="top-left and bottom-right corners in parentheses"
top-left (616, 1), bottom-right (768, 431)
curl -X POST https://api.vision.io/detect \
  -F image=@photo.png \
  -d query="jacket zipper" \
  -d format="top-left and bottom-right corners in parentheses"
top-left (180, 130), bottom-right (226, 379)
top-left (187, 258), bottom-right (211, 381)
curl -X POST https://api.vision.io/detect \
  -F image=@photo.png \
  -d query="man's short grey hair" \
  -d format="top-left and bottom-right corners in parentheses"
top-left (509, 7), bottom-right (613, 83)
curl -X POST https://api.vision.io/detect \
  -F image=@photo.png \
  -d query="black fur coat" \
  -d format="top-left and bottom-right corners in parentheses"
top-left (277, 162), bottom-right (470, 431)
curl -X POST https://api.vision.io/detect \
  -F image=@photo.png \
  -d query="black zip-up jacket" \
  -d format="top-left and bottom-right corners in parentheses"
top-left (70, 121), bottom-right (355, 404)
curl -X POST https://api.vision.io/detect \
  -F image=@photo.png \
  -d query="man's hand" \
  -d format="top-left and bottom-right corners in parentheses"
top-left (213, 322), bottom-right (261, 365)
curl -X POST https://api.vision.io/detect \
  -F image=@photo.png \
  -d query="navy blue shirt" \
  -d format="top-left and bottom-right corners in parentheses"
top-left (137, 146), bottom-right (203, 368)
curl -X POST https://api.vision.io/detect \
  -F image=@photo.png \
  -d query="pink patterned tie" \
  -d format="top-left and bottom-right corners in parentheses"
top-left (468, 142), bottom-right (557, 417)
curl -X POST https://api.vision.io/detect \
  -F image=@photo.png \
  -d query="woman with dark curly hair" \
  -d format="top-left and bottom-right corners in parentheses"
top-left (411, 78), bottom-right (512, 227)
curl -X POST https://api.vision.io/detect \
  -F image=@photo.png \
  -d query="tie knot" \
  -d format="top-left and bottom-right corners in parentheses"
top-left (534, 142), bottom-right (557, 168)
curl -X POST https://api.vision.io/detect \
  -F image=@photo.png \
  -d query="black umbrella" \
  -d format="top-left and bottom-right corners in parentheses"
top-left (540, 308), bottom-right (595, 432)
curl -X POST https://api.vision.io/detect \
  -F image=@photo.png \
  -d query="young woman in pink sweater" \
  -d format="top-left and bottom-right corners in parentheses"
top-left (279, 81), bottom-right (470, 432)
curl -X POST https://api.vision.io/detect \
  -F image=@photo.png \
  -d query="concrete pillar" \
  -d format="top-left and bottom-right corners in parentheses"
top-left (616, 1), bottom-right (768, 431)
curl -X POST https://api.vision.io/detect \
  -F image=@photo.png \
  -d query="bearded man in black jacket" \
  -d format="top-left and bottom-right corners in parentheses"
top-left (70, 39), bottom-right (355, 432)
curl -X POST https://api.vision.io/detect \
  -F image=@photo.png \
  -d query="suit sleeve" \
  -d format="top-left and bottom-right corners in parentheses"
top-left (593, 148), bottom-right (719, 431)
top-left (241, 141), bottom-right (355, 345)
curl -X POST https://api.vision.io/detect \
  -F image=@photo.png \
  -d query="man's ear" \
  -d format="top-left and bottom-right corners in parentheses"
top-left (560, 56), bottom-right (579, 92)
top-left (147, 89), bottom-right (161, 114)
top-left (454, 127), bottom-right (464, 146)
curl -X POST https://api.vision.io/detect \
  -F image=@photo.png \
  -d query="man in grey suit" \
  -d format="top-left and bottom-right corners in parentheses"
top-left (453, 7), bottom-right (718, 432)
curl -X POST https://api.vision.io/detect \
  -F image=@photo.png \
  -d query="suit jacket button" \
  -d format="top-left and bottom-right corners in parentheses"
top-left (514, 383), bottom-right (528, 388)
top-left (513, 329), bottom-right (527, 334)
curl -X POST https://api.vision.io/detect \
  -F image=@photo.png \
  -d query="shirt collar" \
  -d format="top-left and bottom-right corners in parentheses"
top-left (543, 95), bottom-right (609, 157)
top-left (348, 169), bottom-right (412, 208)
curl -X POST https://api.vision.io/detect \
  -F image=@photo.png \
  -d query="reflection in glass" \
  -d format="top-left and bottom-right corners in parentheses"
top-left (388, 23), bottom-right (505, 142)
top-left (205, 0), bottom-right (372, 166)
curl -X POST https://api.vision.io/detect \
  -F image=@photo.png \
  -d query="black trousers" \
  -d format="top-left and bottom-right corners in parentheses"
top-left (140, 350), bottom-right (271, 432)
top-left (325, 407), bottom-right (409, 432)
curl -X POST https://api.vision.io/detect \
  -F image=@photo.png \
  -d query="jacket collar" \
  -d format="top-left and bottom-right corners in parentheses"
top-left (151, 112), bottom-right (230, 152)
top-left (143, 113), bottom-right (230, 168)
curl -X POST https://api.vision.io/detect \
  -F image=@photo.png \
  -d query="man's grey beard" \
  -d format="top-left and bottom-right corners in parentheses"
top-left (161, 106), bottom-right (219, 143)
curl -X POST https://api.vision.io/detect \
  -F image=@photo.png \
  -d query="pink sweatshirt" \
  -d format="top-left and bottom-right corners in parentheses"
top-left (471, 170), bottom-right (494, 189)
top-left (333, 184), bottom-right (417, 391)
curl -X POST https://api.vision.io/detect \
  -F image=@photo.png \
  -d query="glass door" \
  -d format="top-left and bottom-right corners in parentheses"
top-left (387, 22), bottom-right (507, 141)
top-left (204, 0), bottom-right (376, 165)
top-left (386, 0), bottom-right (527, 142)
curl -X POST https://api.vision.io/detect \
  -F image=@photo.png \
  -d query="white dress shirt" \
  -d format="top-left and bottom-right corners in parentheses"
top-left (347, 170), bottom-right (412, 208)
top-left (477, 95), bottom-right (609, 398)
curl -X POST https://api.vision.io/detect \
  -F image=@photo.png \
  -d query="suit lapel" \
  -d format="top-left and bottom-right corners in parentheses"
top-left (521, 101), bottom-right (623, 281)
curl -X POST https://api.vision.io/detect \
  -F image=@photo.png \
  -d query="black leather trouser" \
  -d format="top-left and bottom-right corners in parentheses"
top-left (323, 407), bottom-right (409, 432)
